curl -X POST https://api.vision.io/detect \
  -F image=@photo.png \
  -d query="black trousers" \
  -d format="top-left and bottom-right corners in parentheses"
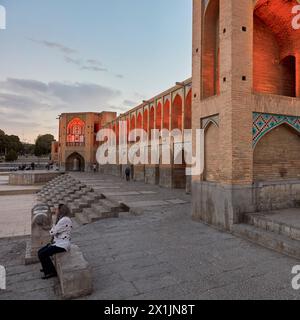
top-left (38, 244), bottom-right (66, 275)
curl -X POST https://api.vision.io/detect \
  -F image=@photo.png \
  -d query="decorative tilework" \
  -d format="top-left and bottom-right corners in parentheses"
top-left (253, 113), bottom-right (300, 147)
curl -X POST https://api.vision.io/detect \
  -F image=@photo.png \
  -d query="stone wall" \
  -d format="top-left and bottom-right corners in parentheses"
top-left (9, 172), bottom-right (61, 186)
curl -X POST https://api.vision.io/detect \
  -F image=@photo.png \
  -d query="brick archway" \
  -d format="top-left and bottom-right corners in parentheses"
top-left (254, 124), bottom-right (300, 182)
top-left (66, 152), bottom-right (85, 172)
top-left (204, 122), bottom-right (220, 182)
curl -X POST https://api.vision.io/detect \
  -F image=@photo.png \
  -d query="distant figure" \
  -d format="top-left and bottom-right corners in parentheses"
top-left (125, 166), bottom-right (131, 182)
top-left (93, 163), bottom-right (97, 173)
top-left (31, 162), bottom-right (35, 171)
top-left (38, 204), bottom-right (72, 280)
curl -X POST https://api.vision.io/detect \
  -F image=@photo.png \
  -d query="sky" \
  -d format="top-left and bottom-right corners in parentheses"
top-left (0, 0), bottom-right (192, 143)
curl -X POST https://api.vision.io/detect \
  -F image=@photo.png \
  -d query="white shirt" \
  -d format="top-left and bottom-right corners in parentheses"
top-left (50, 217), bottom-right (73, 251)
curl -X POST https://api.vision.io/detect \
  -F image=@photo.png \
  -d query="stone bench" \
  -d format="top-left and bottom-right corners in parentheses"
top-left (54, 244), bottom-right (93, 299)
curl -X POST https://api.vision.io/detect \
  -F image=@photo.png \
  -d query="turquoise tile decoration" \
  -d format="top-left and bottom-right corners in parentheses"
top-left (253, 113), bottom-right (300, 148)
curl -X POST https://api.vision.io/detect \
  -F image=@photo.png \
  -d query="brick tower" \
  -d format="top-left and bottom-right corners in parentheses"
top-left (192, 0), bottom-right (300, 230)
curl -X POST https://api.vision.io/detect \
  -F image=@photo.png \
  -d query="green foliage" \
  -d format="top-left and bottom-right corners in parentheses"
top-left (0, 130), bottom-right (22, 156)
top-left (22, 143), bottom-right (35, 155)
top-left (34, 134), bottom-right (55, 157)
top-left (5, 149), bottom-right (18, 162)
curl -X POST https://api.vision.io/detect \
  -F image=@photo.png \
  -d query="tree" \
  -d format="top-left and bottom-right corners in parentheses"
top-left (0, 130), bottom-right (23, 156)
top-left (6, 135), bottom-right (22, 153)
top-left (0, 130), bottom-right (7, 155)
top-left (34, 134), bottom-right (55, 156)
top-left (21, 143), bottom-right (35, 155)
top-left (5, 149), bottom-right (18, 162)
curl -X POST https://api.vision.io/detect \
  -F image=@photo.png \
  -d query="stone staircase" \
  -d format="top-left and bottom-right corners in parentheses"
top-left (232, 211), bottom-right (300, 260)
top-left (36, 174), bottom-right (129, 225)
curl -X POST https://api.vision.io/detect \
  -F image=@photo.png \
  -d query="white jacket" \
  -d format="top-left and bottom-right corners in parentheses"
top-left (50, 217), bottom-right (73, 251)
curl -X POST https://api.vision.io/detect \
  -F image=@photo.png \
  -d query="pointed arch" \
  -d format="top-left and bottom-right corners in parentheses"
top-left (185, 89), bottom-right (192, 129)
top-left (254, 124), bottom-right (300, 181)
top-left (143, 109), bottom-right (148, 132)
top-left (156, 102), bottom-right (162, 130)
top-left (137, 112), bottom-right (142, 129)
top-left (163, 100), bottom-right (170, 130)
top-left (172, 94), bottom-right (183, 130)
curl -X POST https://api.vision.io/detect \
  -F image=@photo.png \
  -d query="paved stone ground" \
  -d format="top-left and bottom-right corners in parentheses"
top-left (0, 195), bottom-right (34, 238)
top-left (0, 173), bottom-right (300, 300)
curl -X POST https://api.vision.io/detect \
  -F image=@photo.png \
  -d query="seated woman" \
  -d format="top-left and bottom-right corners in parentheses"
top-left (38, 204), bottom-right (73, 280)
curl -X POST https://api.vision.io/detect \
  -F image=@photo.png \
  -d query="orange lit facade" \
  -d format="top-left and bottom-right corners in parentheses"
top-left (192, 0), bottom-right (300, 230)
top-left (101, 79), bottom-right (192, 189)
top-left (53, 112), bottom-right (116, 172)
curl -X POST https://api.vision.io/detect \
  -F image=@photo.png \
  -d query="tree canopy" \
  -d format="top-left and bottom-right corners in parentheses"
top-left (34, 134), bottom-right (55, 157)
top-left (0, 130), bottom-right (23, 155)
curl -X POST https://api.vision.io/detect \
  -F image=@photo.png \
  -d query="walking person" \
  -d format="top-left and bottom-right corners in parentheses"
top-left (93, 163), bottom-right (97, 173)
top-left (38, 204), bottom-right (72, 280)
top-left (125, 166), bottom-right (131, 182)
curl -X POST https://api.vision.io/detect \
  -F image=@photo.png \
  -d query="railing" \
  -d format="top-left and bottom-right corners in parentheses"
top-left (66, 142), bottom-right (85, 147)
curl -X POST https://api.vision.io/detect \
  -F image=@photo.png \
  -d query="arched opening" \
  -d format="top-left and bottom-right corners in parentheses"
top-left (185, 90), bottom-right (192, 129)
top-left (149, 106), bottom-right (155, 138)
top-left (131, 115), bottom-right (136, 131)
top-left (163, 100), bottom-right (170, 130)
top-left (280, 56), bottom-right (296, 98)
top-left (202, 0), bottom-right (220, 99)
top-left (66, 152), bottom-right (85, 172)
top-left (67, 118), bottom-right (85, 146)
top-left (156, 102), bottom-right (162, 130)
top-left (204, 122), bottom-right (220, 182)
top-left (172, 94), bottom-right (183, 130)
top-left (253, 0), bottom-right (299, 97)
top-left (254, 124), bottom-right (300, 182)
top-left (137, 112), bottom-right (142, 129)
top-left (143, 109), bottom-right (148, 132)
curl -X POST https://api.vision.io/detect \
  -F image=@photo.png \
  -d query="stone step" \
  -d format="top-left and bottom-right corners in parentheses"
top-left (232, 223), bottom-right (300, 260)
top-left (75, 212), bottom-right (90, 225)
top-left (69, 204), bottom-right (83, 217)
top-left (101, 198), bottom-right (129, 213)
top-left (74, 200), bottom-right (90, 209)
top-left (82, 193), bottom-right (100, 204)
top-left (245, 213), bottom-right (300, 241)
top-left (83, 206), bottom-right (118, 223)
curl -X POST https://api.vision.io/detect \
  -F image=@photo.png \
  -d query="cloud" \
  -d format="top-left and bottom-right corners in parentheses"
top-left (81, 66), bottom-right (108, 72)
top-left (28, 39), bottom-right (113, 74)
top-left (0, 78), bottom-right (122, 142)
top-left (29, 38), bottom-right (77, 54)
top-left (64, 56), bottom-right (82, 66)
top-left (123, 99), bottom-right (138, 107)
top-left (115, 74), bottom-right (124, 79)
top-left (86, 59), bottom-right (102, 66)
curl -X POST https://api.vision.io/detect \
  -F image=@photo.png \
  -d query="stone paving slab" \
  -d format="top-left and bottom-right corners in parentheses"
top-left (0, 195), bottom-right (34, 238)
top-left (166, 199), bottom-right (187, 205)
top-left (126, 200), bottom-right (169, 208)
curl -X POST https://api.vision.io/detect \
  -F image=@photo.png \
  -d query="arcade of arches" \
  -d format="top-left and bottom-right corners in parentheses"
top-left (52, 0), bottom-right (300, 231)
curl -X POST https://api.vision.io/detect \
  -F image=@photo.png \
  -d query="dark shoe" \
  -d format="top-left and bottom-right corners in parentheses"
top-left (42, 273), bottom-right (57, 280)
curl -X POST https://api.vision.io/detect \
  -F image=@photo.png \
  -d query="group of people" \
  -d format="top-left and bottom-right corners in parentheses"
top-left (18, 162), bottom-right (35, 171)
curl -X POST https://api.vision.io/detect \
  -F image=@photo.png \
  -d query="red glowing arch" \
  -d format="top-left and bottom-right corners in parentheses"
top-left (67, 118), bottom-right (85, 143)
